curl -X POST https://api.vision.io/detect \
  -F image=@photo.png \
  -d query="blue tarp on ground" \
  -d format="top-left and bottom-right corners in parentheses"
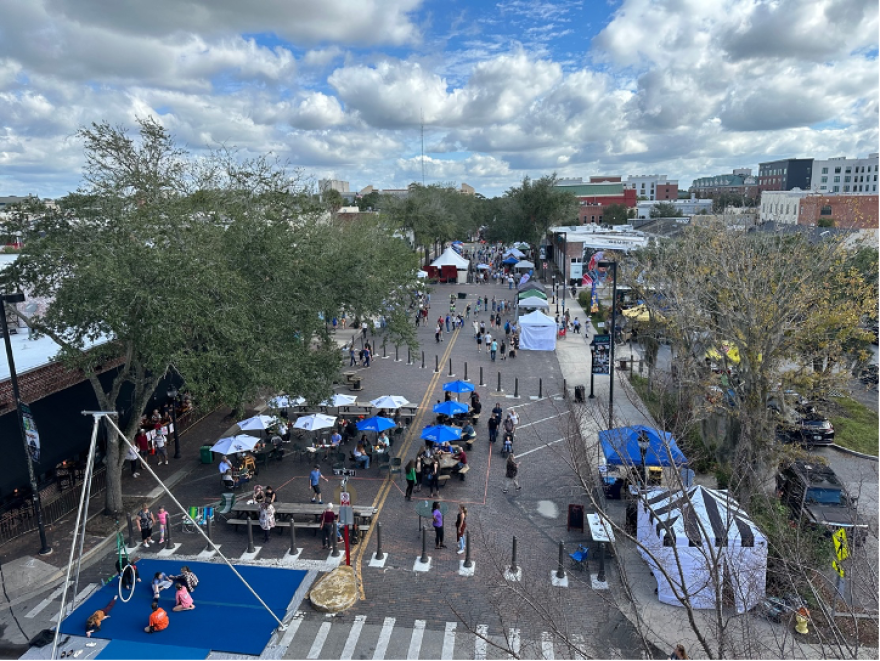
top-left (60, 560), bottom-right (306, 657)
top-left (97, 641), bottom-right (210, 659)
top-left (598, 425), bottom-right (688, 467)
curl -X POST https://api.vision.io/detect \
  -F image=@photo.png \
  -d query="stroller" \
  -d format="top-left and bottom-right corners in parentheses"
top-left (500, 432), bottom-right (514, 457)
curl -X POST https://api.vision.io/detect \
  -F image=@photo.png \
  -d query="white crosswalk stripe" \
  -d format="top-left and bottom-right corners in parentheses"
top-left (340, 614), bottom-right (366, 660)
top-left (49, 583), bottom-right (98, 622)
top-left (373, 617), bottom-right (395, 660)
top-left (541, 631), bottom-right (555, 659)
top-left (306, 621), bottom-right (331, 659)
top-left (407, 619), bottom-right (425, 659)
top-left (507, 627), bottom-right (521, 659)
top-left (441, 621), bottom-right (456, 660)
top-left (475, 624), bottom-right (489, 660)
top-left (25, 584), bottom-right (67, 619)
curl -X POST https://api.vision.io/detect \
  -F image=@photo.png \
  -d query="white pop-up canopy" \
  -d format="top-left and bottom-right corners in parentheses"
top-left (637, 486), bottom-right (767, 614)
top-left (431, 247), bottom-right (470, 269)
top-left (517, 310), bottom-right (557, 351)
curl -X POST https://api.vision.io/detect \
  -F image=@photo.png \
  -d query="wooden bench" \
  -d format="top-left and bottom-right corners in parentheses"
top-left (437, 475), bottom-right (451, 488)
top-left (471, 413), bottom-right (480, 425)
top-left (457, 465), bottom-right (470, 481)
top-left (465, 438), bottom-right (474, 451)
top-left (343, 371), bottom-right (357, 383)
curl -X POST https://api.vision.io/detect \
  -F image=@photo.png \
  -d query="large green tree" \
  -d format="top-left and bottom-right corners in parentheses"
top-left (2, 118), bottom-right (418, 515)
top-left (603, 203), bottom-right (632, 226)
top-left (489, 174), bottom-right (578, 248)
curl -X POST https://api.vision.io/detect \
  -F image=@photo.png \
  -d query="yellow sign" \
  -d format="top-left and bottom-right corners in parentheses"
top-left (832, 559), bottom-right (845, 578)
top-left (833, 528), bottom-right (849, 561)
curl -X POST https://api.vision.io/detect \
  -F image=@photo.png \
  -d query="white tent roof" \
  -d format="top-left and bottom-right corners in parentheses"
top-left (503, 247), bottom-right (525, 258)
top-left (514, 260), bottom-right (535, 269)
top-left (431, 247), bottom-right (470, 269)
top-left (518, 310), bottom-right (556, 326)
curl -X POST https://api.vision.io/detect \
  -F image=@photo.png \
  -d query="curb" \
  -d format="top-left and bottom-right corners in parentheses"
top-left (829, 444), bottom-right (879, 462)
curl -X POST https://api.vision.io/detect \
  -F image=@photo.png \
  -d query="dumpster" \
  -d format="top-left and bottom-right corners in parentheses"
top-left (200, 446), bottom-right (214, 464)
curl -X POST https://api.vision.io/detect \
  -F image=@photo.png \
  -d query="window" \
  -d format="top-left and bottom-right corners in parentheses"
top-left (820, 206), bottom-right (832, 215)
top-left (835, 167), bottom-right (841, 173)
top-left (845, 167), bottom-right (851, 173)
top-left (834, 176), bottom-right (840, 182)
top-left (821, 176), bottom-right (828, 183)
top-left (844, 186), bottom-right (850, 192)
top-left (822, 167), bottom-right (828, 174)
top-left (844, 176), bottom-right (851, 183)
top-left (833, 186), bottom-right (840, 192)
top-left (820, 185), bottom-right (827, 190)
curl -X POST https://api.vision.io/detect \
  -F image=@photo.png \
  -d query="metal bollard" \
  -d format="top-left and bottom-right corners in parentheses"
top-left (511, 536), bottom-right (518, 573)
top-left (497, 372), bottom-right (502, 392)
top-left (539, 378), bottom-right (542, 399)
top-left (597, 542), bottom-right (606, 582)
top-left (408, 348), bottom-right (412, 365)
top-left (375, 522), bottom-right (384, 561)
top-left (464, 362), bottom-right (468, 381)
top-left (435, 355), bottom-right (439, 373)
top-left (204, 516), bottom-right (213, 551)
top-left (165, 518), bottom-right (174, 550)
top-left (247, 518), bottom-right (256, 553)
top-left (422, 351), bottom-right (425, 369)
top-left (514, 378), bottom-right (519, 398)
top-left (557, 541), bottom-right (566, 579)
top-left (126, 514), bottom-right (135, 548)
top-left (420, 526), bottom-right (429, 564)
top-left (479, 366), bottom-right (485, 386)
top-left (395, 345), bottom-right (400, 362)
top-left (382, 340), bottom-right (387, 358)
top-left (289, 520), bottom-right (297, 553)
top-left (563, 378), bottom-right (567, 399)
top-left (331, 527), bottom-right (340, 557)
top-left (464, 531), bottom-right (473, 569)
top-left (448, 358), bottom-right (453, 376)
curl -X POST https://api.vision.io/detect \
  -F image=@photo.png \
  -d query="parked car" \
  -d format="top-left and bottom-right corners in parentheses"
top-left (776, 460), bottom-right (867, 546)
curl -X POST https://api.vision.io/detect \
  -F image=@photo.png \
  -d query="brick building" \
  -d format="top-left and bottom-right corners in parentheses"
top-left (797, 194), bottom-right (879, 229)
top-left (553, 180), bottom-right (638, 224)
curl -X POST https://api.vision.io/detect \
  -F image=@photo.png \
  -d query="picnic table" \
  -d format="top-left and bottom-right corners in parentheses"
top-left (230, 501), bottom-right (376, 521)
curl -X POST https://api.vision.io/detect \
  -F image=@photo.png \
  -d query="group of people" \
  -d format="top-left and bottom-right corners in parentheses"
top-left (85, 564), bottom-right (198, 638)
top-left (429, 502), bottom-right (468, 554)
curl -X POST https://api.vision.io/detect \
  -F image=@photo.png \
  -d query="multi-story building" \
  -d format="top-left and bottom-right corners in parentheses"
top-left (625, 175), bottom-right (679, 201)
top-left (634, 196), bottom-right (713, 219)
top-left (759, 190), bottom-right (810, 225)
top-left (757, 158), bottom-right (813, 193)
top-left (689, 169), bottom-right (759, 199)
top-left (810, 154), bottom-right (879, 194)
top-left (798, 194), bottom-right (879, 229)
top-left (318, 179), bottom-right (350, 194)
top-left (554, 180), bottom-right (638, 224)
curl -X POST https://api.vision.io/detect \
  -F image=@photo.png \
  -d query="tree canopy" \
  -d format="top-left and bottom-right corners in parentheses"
top-left (488, 174), bottom-right (578, 247)
top-left (650, 201), bottom-right (683, 218)
top-left (2, 117), bottom-right (419, 514)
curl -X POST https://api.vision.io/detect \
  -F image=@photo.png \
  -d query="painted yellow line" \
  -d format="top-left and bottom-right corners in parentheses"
top-left (353, 328), bottom-right (461, 599)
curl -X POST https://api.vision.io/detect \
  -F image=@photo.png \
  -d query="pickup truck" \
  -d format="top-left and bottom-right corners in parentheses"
top-left (776, 460), bottom-right (867, 546)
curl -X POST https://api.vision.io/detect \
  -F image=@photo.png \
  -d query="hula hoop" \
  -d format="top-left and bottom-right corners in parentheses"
top-left (118, 564), bottom-right (136, 603)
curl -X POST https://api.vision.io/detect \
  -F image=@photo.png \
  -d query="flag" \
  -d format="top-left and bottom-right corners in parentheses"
top-left (582, 272), bottom-right (593, 287)
top-left (518, 273), bottom-right (530, 286)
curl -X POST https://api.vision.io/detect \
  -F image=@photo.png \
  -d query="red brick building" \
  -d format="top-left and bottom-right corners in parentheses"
top-left (797, 195), bottom-right (879, 229)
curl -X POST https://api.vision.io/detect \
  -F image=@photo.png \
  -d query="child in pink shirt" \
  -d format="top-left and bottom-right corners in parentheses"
top-left (172, 583), bottom-right (195, 611)
top-left (156, 506), bottom-right (169, 545)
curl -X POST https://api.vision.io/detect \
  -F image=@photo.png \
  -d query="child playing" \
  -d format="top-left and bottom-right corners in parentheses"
top-left (156, 506), bottom-right (168, 545)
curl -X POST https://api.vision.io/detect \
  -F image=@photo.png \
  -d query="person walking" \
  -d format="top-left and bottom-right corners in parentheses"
top-left (310, 465), bottom-right (329, 504)
top-left (415, 454), bottom-right (424, 493)
top-left (500, 339), bottom-right (507, 360)
top-left (259, 501), bottom-right (276, 542)
top-left (435, 323), bottom-right (442, 343)
top-left (136, 428), bottom-right (150, 466)
top-left (488, 415), bottom-right (498, 445)
top-left (156, 506), bottom-right (168, 545)
top-left (429, 457), bottom-right (441, 498)
top-left (472, 319), bottom-right (479, 338)
top-left (153, 429), bottom-right (168, 465)
top-left (321, 504), bottom-right (337, 549)
top-left (363, 346), bottom-right (371, 367)
top-left (476, 331), bottom-right (483, 353)
top-left (456, 504), bottom-right (468, 554)
top-left (349, 346), bottom-right (357, 366)
top-left (445, 314), bottom-right (451, 333)
top-left (490, 339), bottom-right (498, 361)
top-left (432, 502), bottom-right (446, 549)
top-left (404, 459), bottom-right (417, 501)
top-left (484, 331), bottom-right (492, 348)
top-left (126, 445), bottom-right (141, 478)
top-left (503, 453), bottom-right (521, 493)
top-left (495, 313), bottom-right (501, 329)
top-left (137, 503), bottom-right (155, 548)
top-left (466, 303), bottom-right (471, 318)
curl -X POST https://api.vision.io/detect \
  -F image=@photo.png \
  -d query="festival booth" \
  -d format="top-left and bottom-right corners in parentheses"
top-left (517, 310), bottom-right (556, 350)
top-left (430, 247), bottom-right (470, 284)
top-left (517, 281), bottom-right (545, 293)
top-left (636, 486), bottom-right (768, 614)
top-left (598, 425), bottom-right (687, 469)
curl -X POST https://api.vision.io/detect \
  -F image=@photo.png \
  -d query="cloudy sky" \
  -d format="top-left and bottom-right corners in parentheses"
top-left (1, 0), bottom-right (877, 198)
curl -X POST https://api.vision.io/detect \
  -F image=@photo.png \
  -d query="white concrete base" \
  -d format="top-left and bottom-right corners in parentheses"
top-left (413, 556), bottom-right (432, 572)
top-left (368, 552), bottom-right (388, 568)
top-left (125, 545), bottom-right (140, 556)
top-left (240, 547), bottom-right (262, 561)
top-left (458, 560), bottom-right (475, 577)
top-left (283, 548), bottom-right (303, 561)
top-left (551, 571), bottom-right (569, 588)
top-left (504, 566), bottom-right (522, 582)
top-left (448, 373), bottom-right (456, 377)
top-left (591, 575), bottom-right (609, 590)
top-left (326, 551), bottom-right (344, 567)
top-left (197, 546), bottom-right (220, 560)
top-left (157, 543), bottom-right (182, 557)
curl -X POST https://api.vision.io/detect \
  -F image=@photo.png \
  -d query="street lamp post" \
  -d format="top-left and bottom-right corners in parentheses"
top-left (598, 260), bottom-right (618, 426)
top-left (637, 431), bottom-right (650, 485)
top-left (1, 293), bottom-right (52, 555)
top-left (167, 386), bottom-right (181, 459)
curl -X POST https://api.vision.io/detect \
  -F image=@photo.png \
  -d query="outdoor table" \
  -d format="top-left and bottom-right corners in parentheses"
top-left (414, 500), bottom-right (448, 532)
top-left (230, 501), bottom-right (376, 523)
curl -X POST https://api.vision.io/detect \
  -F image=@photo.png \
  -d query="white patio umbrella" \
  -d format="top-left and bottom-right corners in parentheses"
top-left (267, 395), bottom-right (304, 408)
top-left (370, 395), bottom-right (410, 409)
top-left (292, 413), bottom-right (338, 431)
top-left (211, 435), bottom-right (260, 455)
top-left (237, 414), bottom-right (277, 431)
top-left (320, 394), bottom-right (358, 408)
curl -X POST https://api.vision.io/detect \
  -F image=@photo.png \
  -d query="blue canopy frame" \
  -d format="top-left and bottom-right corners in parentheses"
top-left (598, 425), bottom-right (687, 467)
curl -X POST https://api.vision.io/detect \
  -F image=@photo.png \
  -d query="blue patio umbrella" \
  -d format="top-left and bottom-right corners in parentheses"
top-left (433, 401), bottom-right (470, 417)
top-left (356, 416), bottom-right (396, 432)
top-left (421, 425), bottom-right (462, 444)
top-left (443, 379), bottom-right (475, 401)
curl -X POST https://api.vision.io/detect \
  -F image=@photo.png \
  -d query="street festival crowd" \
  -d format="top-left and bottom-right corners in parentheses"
top-left (101, 241), bottom-right (556, 637)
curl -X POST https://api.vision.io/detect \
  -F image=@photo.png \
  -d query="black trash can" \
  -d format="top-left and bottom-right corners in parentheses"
top-left (574, 385), bottom-right (585, 402)
top-left (457, 292), bottom-right (467, 299)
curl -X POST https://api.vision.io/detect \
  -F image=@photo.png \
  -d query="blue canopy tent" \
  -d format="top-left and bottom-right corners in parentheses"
top-left (598, 425), bottom-right (687, 467)
top-left (501, 256), bottom-right (519, 266)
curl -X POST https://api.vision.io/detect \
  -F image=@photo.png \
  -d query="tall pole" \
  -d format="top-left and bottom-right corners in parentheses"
top-left (608, 262), bottom-right (618, 427)
top-left (168, 386), bottom-right (181, 459)
top-left (0, 293), bottom-right (51, 555)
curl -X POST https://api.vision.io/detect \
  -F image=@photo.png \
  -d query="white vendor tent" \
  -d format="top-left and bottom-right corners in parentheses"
top-left (431, 247), bottom-right (470, 283)
top-left (637, 486), bottom-right (767, 614)
top-left (517, 310), bottom-right (557, 351)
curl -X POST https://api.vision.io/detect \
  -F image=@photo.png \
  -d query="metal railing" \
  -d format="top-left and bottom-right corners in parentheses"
top-left (0, 467), bottom-right (107, 547)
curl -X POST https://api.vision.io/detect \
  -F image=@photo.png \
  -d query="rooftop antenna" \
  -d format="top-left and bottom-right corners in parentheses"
top-left (420, 108), bottom-right (426, 186)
